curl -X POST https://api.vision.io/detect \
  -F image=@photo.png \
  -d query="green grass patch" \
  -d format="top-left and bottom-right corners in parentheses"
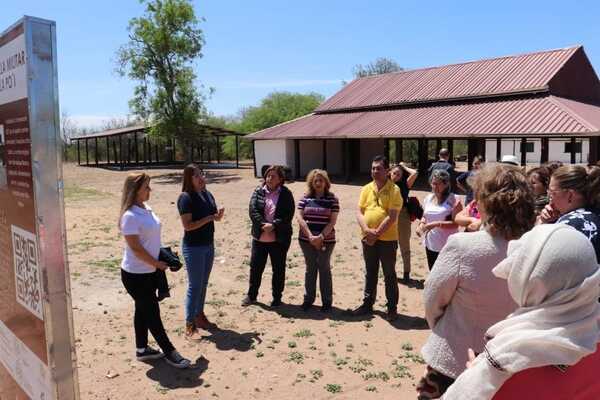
top-left (64, 185), bottom-right (111, 201)
top-left (89, 257), bottom-right (121, 270)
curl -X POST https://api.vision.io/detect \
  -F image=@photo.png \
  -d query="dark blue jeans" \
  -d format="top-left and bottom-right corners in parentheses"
top-left (182, 243), bottom-right (215, 323)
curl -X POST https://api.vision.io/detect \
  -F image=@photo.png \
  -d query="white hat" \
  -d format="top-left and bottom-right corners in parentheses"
top-left (501, 154), bottom-right (520, 166)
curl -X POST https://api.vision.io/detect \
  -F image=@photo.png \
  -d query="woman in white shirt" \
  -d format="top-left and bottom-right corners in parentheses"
top-left (119, 172), bottom-right (191, 369)
top-left (417, 169), bottom-right (462, 270)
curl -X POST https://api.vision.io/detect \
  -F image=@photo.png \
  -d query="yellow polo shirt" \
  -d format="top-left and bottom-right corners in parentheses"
top-left (358, 180), bottom-right (403, 241)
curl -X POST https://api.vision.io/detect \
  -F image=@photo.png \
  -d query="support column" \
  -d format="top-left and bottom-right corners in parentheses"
top-left (85, 139), bottom-right (89, 166)
top-left (155, 143), bottom-right (159, 164)
top-left (112, 139), bottom-right (117, 165)
top-left (590, 137), bottom-right (600, 165)
top-left (119, 134), bottom-right (124, 170)
top-left (143, 137), bottom-right (148, 164)
top-left (76, 140), bottom-right (80, 165)
top-left (342, 139), bottom-right (350, 182)
top-left (134, 132), bottom-right (139, 164)
top-left (94, 137), bottom-right (99, 166)
top-left (496, 138), bottom-right (502, 161)
top-left (106, 137), bottom-right (110, 164)
top-left (235, 135), bottom-right (240, 168)
top-left (520, 138), bottom-right (527, 166)
top-left (540, 137), bottom-right (549, 164)
top-left (395, 139), bottom-right (402, 163)
top-left (418, 139), bottom-right (428, 175)
top-left (570, 137), bottom-right (577, 164)
top-left (216, 136), bottom-right (221, 164)
top-left (252, 140), bottom-right (257, 177)
top-left (294, 139), bottom-right (300, 180)
top-left (322, 139), bottom-right (327, 170)
top-left (384, 138), bottom-right (390, 161)
top-left (436, 139), bottom-right (442, 157)
top-left (448, 140), bottom-right (454, 163)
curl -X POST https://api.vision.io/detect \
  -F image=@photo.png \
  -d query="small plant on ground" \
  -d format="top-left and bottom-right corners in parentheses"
top-left (288, 351), bottom-right (304, 364)
top-left (324, 384), bottom-right (342, 393)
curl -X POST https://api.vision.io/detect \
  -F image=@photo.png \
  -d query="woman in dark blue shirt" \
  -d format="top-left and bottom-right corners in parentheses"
top-left (177, 164), bottom-right (224, 338)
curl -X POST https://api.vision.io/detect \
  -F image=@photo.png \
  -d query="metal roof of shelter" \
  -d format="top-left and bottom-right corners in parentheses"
top-left (71, 123), bottom-right (244, 141)
top-left (248, 46), bottom-right (600, 140)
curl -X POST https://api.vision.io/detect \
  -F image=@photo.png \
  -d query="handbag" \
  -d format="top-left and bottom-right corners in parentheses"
top-left (406, 196), bottom-right (424, 222)
top-left (159, 247), bottom-right (183, 272)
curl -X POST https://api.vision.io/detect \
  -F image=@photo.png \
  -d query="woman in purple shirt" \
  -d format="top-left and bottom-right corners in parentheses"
top-left (297, 169), bottom-right (339, 312)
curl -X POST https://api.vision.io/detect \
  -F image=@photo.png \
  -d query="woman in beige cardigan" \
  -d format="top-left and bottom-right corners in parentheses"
top-left (417, 165), bottom-right (536, 400)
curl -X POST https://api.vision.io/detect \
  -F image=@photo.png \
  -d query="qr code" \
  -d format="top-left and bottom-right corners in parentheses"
top-left (11, 225), bottom-right (43, 320)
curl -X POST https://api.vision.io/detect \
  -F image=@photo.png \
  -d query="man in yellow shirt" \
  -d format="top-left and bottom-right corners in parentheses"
top-left (353, 155), bottom-right (403, 321)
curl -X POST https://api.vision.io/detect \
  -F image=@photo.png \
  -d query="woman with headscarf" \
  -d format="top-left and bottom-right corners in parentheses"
top-left (417, 165), bottom-right (535, 399)
top-left (442, 223), bottom-right (600, 399)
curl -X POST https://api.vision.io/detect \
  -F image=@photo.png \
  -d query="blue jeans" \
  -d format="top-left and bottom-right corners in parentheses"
top-left (182, 243), bottom-right (215, 323)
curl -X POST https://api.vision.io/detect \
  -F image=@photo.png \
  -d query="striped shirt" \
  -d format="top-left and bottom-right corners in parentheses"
top-left (297, 193), bottom-right (340, 243)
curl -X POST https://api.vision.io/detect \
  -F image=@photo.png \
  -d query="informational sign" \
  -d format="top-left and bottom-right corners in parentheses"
top-left (0, 17), bottom-right (79, 399)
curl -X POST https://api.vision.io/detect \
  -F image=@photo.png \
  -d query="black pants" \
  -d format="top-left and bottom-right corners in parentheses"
top-left (425, 247), bottom-right (439, 270)
top-left (121, 269), bottom-right (175, 354)
top-left (248, 240), bottom-right (289, 301)
top-left (362, 240), bottom-right (399, 310)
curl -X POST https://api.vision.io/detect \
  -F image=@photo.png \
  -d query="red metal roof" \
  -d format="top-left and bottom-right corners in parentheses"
top-left (248, 96), bottom-right (600, 140)
top-left (317, 47), bottom-right (580, 112)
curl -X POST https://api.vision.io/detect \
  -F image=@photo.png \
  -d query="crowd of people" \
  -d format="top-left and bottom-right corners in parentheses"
top-left (116, 151), bottom-right (600, 399)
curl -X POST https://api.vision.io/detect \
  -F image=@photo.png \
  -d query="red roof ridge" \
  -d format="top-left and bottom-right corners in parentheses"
top-left (352, 45), bottom-right (582, 82)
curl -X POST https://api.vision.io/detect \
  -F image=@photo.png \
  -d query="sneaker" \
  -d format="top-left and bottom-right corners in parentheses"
top-left (136, 347), bottom-right (164, 361)
top-left (301, 302), bottom-right (312, 311)
top-left (387, 308), bottom-right (398, 321)
top-left (164, 350), bottom-right (191, 369)
top-left (241, 296), bottom-right (256, 307)
top-left (350, 304), bottom-right (373, 316)
top-left (270, 298), bottom-right (282, 307)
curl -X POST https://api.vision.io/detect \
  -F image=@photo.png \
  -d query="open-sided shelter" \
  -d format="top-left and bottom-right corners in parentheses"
top-left (70, 123), bottom-right (245, 169)
top-left (247, 46), bottom-right (600, 179)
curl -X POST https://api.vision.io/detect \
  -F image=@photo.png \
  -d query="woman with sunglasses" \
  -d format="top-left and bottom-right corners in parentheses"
top-left (178, 164), bottom-right (224, 338)
top-left (538, 165), bottom-right (600, 262)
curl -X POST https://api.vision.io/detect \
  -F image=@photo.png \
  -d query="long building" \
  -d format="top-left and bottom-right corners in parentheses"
top-left (247, 46), bottom-right (600, 178)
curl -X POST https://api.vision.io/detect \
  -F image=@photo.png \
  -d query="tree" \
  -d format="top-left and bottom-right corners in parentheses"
top-left (220, 92), bottom-right (324, 160)
top-left (238, 92), bottom-right (324, 133)
top-left (353, 57), bottom-right (403, 78)
top-left (115, 0), bottom-right (209, 161)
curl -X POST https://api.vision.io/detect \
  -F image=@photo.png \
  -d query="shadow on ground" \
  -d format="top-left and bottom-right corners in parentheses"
top-left (249, 301), bottom-right (428, 330)
top-left (200, 327), bottom-right (262, 351)
top-left (144, 355), bottom-right (209, 390)
top-left (152, 170), bottom-right (242, 185)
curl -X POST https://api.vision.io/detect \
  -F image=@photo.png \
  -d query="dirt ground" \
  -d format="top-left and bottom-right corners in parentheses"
top-left (64, 163), bottom-right (445, 400)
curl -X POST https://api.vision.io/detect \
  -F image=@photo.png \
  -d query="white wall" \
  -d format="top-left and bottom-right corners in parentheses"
top-left (254, 140), bottom-right (290, 177)
top-left (359, 139), bottom-right (385, 173)
top-left (484, 138), bottom-right (590, 165)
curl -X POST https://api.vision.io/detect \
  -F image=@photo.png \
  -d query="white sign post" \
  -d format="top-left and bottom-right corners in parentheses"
top-left (0, 16), bottom-right (79, 400)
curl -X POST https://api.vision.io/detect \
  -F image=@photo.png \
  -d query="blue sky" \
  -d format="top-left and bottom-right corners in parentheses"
top-left (2, 0), bottom-right (600, 128)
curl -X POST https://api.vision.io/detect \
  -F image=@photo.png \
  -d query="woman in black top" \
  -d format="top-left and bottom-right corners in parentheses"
top-left (390, 163), bottom-right (418, 283)
top-left (242, 165), bottom-right (295, 307)
top-left (177, 164), bottom-right (224, 338)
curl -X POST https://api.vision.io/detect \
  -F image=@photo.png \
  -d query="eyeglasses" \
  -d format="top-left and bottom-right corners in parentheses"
top-left (194, 172), bottom-right (206, 178)
top-left (547, 187), bottom-right (566, 197)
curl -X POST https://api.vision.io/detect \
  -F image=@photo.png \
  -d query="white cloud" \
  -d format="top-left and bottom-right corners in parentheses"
top-left (219, 79), bottom-right (348, 89)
